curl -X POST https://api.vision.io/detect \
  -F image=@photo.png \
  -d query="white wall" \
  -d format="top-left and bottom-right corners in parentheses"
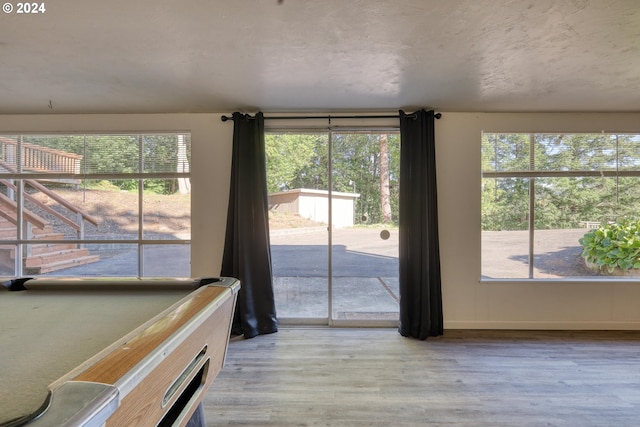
top-left (2, 112), bottom-right (640, 329)
top-left (438, 113), bottom-right (640, 330)
top-left (0, 114), bottom-right (233, 277)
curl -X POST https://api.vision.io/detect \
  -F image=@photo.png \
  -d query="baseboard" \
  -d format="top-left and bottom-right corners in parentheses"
top-left (444, 320), bottom-right (640, 330)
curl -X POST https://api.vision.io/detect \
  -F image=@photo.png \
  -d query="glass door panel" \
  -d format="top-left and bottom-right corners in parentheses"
top-left (266, 132), bottom-right (330, 323)
top-left (330, 132), bottom-right (400, 325)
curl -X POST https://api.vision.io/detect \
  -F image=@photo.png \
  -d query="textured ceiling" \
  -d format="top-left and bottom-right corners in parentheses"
top-left (0, 0), bottom-right (639, 114)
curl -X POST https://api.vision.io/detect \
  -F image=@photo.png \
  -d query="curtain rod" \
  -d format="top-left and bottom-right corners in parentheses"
top-left (220, 112), bottom-right (442, 122)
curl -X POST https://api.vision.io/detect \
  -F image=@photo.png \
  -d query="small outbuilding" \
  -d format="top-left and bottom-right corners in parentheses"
top-left (268, 188), bottom-right (360, 228)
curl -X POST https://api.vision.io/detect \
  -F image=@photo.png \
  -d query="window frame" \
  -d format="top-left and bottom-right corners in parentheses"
top-left (0, 132), bottom-right (191, 278)
top-left (481, 131), bottom-right (640, 282)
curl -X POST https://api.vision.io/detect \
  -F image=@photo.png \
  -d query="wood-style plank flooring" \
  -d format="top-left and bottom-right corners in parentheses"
top-left (203, 328), bottom-right (640, 426)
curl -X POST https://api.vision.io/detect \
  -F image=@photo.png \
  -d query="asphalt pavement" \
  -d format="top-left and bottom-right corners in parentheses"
top-left (42, 228), bottom-right (401, 323)
top-left (270, 227), bottom-right (400, 320)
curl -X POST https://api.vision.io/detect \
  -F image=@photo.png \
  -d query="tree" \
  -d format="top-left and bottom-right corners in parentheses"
top-left (265, 131), bottom-right (401, 226)
top-left (265, 133), bottom-right (326, 193)
top-left (20, 134), bottom-right (191, 195)
top-left (379, 134), bottom-right (392, 223)
top-left (482, 133), bottom-right (640, 231)
top-left (176, 134), bottom-right (191, 194)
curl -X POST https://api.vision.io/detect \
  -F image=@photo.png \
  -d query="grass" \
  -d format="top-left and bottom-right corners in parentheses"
top-left (268, 211), bottom-right (322, 229)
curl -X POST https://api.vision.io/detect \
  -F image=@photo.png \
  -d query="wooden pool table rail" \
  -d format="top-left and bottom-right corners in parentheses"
top-left (3, 277), bottom-right (239, 427)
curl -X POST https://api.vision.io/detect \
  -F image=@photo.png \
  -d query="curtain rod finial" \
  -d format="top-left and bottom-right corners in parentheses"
top-left (434, 112), bottom-right (442, 119)
top-left (221, 115), bottom-right (232, 122)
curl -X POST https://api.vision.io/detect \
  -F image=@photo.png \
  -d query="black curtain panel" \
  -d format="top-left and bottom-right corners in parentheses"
top-left (398, 109), bottom-right (443, 340)
top-left (221, 112), bottom-right (278, 339)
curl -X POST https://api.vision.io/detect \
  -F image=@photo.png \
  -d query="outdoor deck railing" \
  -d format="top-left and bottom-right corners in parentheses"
top-left (0, 137), bottom-right (82, 174)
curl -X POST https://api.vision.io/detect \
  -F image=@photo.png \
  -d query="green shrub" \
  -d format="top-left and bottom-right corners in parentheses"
top-left (579, 220), bottom-right (640, 273)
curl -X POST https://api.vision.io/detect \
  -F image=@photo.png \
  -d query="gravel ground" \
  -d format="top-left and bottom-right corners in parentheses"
top-left (28, 187), bottom-right (191, 238)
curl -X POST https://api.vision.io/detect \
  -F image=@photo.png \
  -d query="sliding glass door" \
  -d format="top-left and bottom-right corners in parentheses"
top-left (267, 130), bottom-right (399, 326)
top-left (330, 132), bottom-right (400, 325)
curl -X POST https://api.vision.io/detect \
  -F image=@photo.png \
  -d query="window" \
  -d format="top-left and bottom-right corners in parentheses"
top-left (0, 133), bottom-right (191, 277)
top-left (481, 133), bottom-right (640, 280)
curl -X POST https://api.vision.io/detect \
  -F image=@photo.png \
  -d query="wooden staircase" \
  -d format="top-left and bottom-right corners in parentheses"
top-left (26, 225), bottom-right (100, 274)
top-left (0, 137), bottom-right (101, 274)
top-left (0, 217), bottom-right (100, 274)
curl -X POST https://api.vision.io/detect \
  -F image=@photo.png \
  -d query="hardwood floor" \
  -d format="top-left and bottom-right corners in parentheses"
top-left (203, 328), bottom-right (640, 426)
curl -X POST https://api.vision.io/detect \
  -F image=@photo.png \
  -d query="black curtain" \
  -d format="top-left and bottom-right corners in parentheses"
top-left (221, 112), bottom-right (278, 339)
top-left (398, 109), bottom-right (443, 340)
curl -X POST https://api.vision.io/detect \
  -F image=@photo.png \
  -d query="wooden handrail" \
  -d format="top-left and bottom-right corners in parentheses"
top-left (0, 159), bottom-right (99, 227)
top-left (0, 192), bottom-right (48, 229)
top-left (25, 180), bottom-right (100, 226)
top-left (1, 180), bottom-right (82, 231)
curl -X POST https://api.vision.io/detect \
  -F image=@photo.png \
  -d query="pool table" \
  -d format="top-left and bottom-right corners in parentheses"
top-left (0, 276), bottom-right (240, 427)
